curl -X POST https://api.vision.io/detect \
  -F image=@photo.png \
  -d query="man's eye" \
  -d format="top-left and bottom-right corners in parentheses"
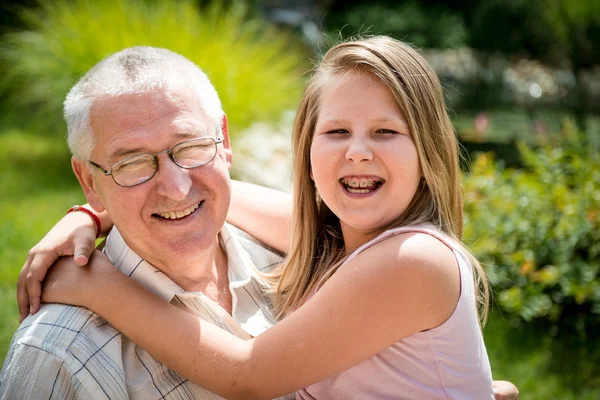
top-left (114, 158), bottom-right (152, 173)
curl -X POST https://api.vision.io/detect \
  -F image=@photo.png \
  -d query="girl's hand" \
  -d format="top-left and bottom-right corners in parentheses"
top-left (493, 380), bottom-right (519, 400)
top-left (17, 209), bottom-right (104, 322)
top-left (41, 250), bottom-right (114, 311)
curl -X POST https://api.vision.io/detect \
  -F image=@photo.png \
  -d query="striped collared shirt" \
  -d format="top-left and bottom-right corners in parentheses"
top-left (0, 224), bottom-right (292, 399)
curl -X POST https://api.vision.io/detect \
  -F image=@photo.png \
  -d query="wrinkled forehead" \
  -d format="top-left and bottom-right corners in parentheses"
top-left (89, 87), bottom-right (215, 159)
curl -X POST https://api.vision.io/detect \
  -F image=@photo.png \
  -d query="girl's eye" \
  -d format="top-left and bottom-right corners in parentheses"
top-left (324, 129), bottom-right (348, 134)
top-left (376, 129), bottom-right (399, 134)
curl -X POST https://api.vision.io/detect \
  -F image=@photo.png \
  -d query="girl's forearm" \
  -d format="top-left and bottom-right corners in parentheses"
top-left (228, 180), bottom-right (292, 253)
top-left (88, 269), bottom-right (272, 400)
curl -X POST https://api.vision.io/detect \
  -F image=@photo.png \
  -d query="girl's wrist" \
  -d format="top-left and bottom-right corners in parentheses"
top-left (85, 253), bottom-right (123, 311)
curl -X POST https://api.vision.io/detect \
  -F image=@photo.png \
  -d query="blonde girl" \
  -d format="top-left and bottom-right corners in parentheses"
top-left (20, 36), bottom-right (494, 399)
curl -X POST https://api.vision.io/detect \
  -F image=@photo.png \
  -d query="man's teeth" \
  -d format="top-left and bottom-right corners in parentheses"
top-left (157, 203), bottom-right (199, 220)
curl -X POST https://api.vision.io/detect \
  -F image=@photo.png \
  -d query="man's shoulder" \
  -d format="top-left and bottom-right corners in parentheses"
top-left (226, 224), bottom-right (285, 272)
top-left (11, 303), bottom-right (120, 359)
top-left (2, 304), bottom-right (128, 399)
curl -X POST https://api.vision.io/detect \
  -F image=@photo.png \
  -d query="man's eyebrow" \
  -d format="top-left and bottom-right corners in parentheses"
top-left (109, 147), bottom-right (147, 161)
top-left (175, 130), bottom-right (208, 138)
top-left (108, 131), bottom-right (209, 161)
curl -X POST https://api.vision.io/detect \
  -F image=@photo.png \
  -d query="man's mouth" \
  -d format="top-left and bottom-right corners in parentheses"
top-left (153, 201), bottom-right (203, 220)
top-left (339, 176), bottom-right (385, 194)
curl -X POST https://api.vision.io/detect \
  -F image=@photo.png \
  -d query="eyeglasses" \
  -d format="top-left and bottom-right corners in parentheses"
top-left (89, 136), bottom-right (223, 187)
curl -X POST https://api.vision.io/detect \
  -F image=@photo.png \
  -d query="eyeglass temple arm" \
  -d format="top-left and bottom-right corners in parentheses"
top-left (89, 161), bottom-right (112, 176)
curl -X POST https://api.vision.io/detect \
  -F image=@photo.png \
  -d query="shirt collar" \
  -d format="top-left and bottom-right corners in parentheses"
top-left (220, 223), bottom-right (268, 289)
top-left (103, 223), bottom-right (270, 310)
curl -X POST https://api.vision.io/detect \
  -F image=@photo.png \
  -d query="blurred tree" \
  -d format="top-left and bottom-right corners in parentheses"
top-left (0, 0), bottom-right (40, 31)
top-left (467, 0), bottom-right (600, 128)
top-left (319, 0), bottom-right (599, 125)
top-left (324, 0), bottom-right (468, 49)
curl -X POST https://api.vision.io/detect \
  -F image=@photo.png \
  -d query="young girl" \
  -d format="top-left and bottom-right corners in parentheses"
top-left (20, 36), bottom-right (495, 398)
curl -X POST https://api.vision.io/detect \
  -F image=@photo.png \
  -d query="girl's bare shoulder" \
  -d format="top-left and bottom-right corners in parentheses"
top-left (352, 230), bottom-right (458, 277)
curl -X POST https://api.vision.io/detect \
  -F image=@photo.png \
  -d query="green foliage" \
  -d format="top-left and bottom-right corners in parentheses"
top-left (463, 121), bottom-right (600, 333)
top-left (468, 0), bottom-right (600, 69)
top-left (325, 0), bottom-right (467, 49)
top-left (0, 0), bottom-right (306, 137)
top-left (484, 311), bottom-right (600, 399)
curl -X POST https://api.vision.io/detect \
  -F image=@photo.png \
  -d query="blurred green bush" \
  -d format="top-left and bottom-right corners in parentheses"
top-left (325, 0), bottom-right (467, 49)
top-left (0, 0), bottom-right (306, 137)
top-left (463, 121), bottom-right (600, 334)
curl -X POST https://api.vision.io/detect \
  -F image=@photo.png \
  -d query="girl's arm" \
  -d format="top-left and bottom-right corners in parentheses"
top-left (228, 180), bottom-right (292, 253)
top-left (18, 180), bottom-right (291, 320)
top-left (43, 232), bottom-right (460, 400)
top-left (17, 181), bottom-right (292, 321)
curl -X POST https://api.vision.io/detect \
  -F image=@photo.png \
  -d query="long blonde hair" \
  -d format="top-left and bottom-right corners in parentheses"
top-left (272, 36), bottom-right (489, 324)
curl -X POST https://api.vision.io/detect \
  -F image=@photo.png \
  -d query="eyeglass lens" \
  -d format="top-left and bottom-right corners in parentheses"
top-left (112, 137), bottom-right (217, 187)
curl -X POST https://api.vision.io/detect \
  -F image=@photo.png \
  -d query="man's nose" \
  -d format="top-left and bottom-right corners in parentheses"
top-left (345, 135), bottom-right (374, 162)
top-left (153, 154), bottom-right (192, 201)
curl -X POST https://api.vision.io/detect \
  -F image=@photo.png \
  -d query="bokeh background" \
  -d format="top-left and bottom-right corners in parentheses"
top-left (0, 1), bottom-right (598, 398)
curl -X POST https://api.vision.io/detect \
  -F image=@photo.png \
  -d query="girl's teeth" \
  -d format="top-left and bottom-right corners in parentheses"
top-left (340, 177), bottom-right (384, 194)
top-left (347, 188), bottom-right (372, 194)
top-left (342, 179), bottom-right (376, 188)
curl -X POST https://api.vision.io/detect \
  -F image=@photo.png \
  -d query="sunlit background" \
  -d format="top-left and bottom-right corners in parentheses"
top-left (0, 1), bottom-right (598, 398)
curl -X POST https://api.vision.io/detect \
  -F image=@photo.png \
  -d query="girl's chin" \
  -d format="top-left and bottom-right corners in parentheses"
top-left (341, 220), bottom-right (390, 237)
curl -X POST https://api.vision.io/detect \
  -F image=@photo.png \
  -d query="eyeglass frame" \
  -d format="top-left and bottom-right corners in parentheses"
top-left (88, 136), bottom-right (224, 188)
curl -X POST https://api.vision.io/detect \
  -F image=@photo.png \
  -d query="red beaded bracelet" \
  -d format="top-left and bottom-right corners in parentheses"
top-left (66, 205), bottom-right (102, 238)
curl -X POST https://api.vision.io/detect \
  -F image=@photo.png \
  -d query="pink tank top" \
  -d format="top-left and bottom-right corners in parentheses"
top-left (296, 226), bottom-right (494, 399)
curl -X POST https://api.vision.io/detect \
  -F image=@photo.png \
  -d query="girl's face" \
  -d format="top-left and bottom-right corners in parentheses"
top-left (310, 72), bottom-right (422, 252)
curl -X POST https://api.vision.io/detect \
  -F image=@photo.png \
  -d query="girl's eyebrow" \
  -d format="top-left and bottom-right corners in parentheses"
top-left (371, 116), bottom-right (408, 125)
top-left (319, 116), bottom-right (408, 125)
top-left (319, 118), bottom-right (350, 125)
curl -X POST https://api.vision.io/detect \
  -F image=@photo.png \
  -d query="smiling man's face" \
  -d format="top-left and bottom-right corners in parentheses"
top-left (74, 82), bottom-right (232, 272)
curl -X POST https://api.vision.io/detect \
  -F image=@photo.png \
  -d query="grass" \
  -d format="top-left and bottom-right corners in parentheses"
top-left (0, 128), bottom-right (85, 361)
top-left (0, 126), bottom-right (598, 399)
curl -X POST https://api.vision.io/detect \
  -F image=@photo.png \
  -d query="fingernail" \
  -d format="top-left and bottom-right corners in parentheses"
top-left (29, 305), bottom-right (34, 314)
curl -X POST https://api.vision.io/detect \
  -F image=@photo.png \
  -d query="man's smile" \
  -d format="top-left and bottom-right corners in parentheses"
top-left (153, 200), bottom-right (203, 220)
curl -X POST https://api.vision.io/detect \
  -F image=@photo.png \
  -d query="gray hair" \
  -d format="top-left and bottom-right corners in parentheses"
top-left (64, 46), bottom-right (224, 160)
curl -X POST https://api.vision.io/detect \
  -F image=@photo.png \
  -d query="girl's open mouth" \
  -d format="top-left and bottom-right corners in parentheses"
top-left (339, 177), bottom-right (385, 194)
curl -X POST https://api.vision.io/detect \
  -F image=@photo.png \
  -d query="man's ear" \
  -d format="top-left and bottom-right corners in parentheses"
top-left (219, 114), bottom-right (233, 170)
top-left (72, 157), bottom-right (106, 213)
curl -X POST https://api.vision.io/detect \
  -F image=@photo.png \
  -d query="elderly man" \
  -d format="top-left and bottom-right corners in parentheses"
top-left (0, 46), bottom-right (288, 399)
